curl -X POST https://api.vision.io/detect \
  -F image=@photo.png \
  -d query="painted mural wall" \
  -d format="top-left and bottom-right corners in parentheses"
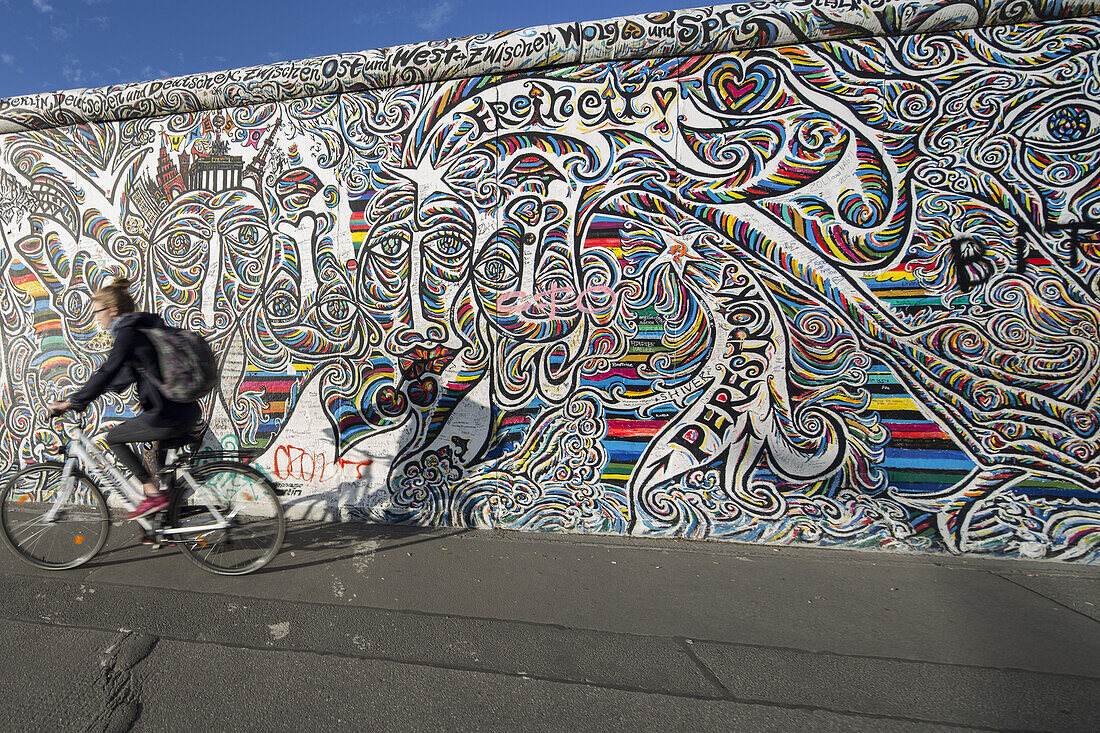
top-left (1, 0), bottom-right (1098, 561)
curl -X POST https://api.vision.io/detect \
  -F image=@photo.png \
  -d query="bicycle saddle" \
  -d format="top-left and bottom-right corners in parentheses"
top-left (160, 424), bottom-right (207, 452)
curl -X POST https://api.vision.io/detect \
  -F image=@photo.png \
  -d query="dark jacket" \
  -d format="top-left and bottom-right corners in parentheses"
top-left (69, 312), bottom-right (198, 420)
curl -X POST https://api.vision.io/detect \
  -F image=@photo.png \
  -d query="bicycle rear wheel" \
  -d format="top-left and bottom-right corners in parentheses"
top-left (0, 462), bottom-right (110, 570)
top-left (168, 461), bottom-right (285, 575)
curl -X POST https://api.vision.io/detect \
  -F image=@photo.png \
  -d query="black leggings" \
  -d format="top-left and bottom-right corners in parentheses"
top-left (106, 411), bottom-right (199, 486)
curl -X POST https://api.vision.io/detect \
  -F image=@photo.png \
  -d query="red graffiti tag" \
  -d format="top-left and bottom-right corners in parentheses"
top-left (273, 444), bottom-right (375, 484)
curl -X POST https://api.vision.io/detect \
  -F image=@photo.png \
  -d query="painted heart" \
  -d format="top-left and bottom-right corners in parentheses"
top-left (408, 377), bottom-right (438, 407)
top-left (720, 73), bottom-right (758, 107)
top-left (652, 88), bottom-right (675, 113)
top-left (712, 62), bottom-right (782, 114)
top-left (513, 198), bottom-right (542, 226)
top-left (375, 385), bottom-right (408, 416)
top-left (653, 120), bottom-right (670, 135)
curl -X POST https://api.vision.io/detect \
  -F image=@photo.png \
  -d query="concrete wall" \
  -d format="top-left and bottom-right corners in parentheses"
top-left (1, 0), bottom-right (1098, 561)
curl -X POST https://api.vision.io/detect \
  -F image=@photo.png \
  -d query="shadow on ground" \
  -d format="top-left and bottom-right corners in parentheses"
top-left (85, 517), bottom-right (464, 575)
top-left (272, 520), bottom-right (470, 572)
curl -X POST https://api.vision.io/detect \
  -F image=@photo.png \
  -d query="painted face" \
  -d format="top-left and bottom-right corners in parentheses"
top-left (365, 183), bottom-right (474, 341)
top-left (357, 174), bottom-right (479, 418)
top-left (473, 194), bottom-right (580, 343)
top-left (148, 189), bottom-right (273, 347)
top-left (402, 189), bottom-right (476, 352)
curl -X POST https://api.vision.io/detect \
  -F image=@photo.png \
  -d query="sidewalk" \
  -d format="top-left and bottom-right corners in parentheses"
top-left (1, 520), bottom-right (1097, 731)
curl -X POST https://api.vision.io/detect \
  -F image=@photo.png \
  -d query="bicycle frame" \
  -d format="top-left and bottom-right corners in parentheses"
top-left (56, 426), bottom-right (230, 537)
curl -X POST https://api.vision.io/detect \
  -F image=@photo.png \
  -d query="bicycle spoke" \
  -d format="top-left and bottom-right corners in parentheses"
top-left (1, 464), bottom-right (109, 570)
top-left (169, 461), bottom-right (284, 575)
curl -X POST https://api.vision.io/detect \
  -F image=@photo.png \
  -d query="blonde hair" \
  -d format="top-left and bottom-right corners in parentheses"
top-left (92, 276), bottom-right (136, 315)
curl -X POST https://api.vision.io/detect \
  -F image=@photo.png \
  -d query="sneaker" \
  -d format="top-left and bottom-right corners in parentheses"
top-left (126, 492), bottom-right (171, 520)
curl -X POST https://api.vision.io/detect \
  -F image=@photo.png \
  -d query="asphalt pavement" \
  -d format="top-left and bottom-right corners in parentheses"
top-left (0, 519), bottom-right (1097, 732)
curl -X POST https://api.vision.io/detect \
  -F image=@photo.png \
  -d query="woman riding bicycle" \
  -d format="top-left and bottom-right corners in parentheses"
top-left (47, 277), bottom-right (202, 520)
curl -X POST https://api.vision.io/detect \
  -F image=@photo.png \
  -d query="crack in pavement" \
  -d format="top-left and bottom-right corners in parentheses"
top-left (87, 624), bottom-right (1003, 731)
top-left (2, 603), bottom-right (1091, 732)
top-left (989, 571), bottom-right (1100, 624)
top-left (2, 610), bottom-right (1059, 732)
top-left (4, 569), bottom-right (1098, 682)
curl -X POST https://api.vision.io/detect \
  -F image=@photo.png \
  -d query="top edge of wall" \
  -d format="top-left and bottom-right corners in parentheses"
top-left (0, 0), bottom-right (1096, 134)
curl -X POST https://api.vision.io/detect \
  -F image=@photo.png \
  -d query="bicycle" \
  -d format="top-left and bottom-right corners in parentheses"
top-left (0, 418), bottom-right (285, 575)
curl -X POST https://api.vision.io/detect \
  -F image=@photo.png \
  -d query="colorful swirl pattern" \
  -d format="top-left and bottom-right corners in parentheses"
top-left (1, 0), bottom-right (1098, 561)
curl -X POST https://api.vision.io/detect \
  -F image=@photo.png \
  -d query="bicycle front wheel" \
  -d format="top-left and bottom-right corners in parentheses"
top-left (0, 462), bottom-right (110, 570)
top-left (169, 461), bottom-right (285, 575)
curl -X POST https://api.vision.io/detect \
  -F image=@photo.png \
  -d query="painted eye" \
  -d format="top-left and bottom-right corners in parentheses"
top-left (156, 228), bottom-right (206, 269)
top-left (1047, 106), bottom-right (1092, 143)
top-left (474, 225), bottom-right (523, 291)
top-left (318, 296), bottom-right (350, 323)
top-left (271, 295), bottom-right (294, 318)
top-left (481, 255), bottom-right (518, 284)
top-left (423, 231), bottom-right (472, 277)
top-left (433, 235), bottom-right (465, 256)
top-left (237, 225), bottom-right (259, 246)
top-left (267, 290), bottom-right (297, 320)
top-left (1021, 102), bottom-right (1100, 148)
top-left (369, 231), bottom-right (408, 258)
top-left (224, 222), bottom-right (268, 252)
top-left (167, 231), bottom-right (191, 256)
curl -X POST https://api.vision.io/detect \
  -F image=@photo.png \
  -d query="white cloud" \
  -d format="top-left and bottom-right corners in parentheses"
top-left (416, 1), bottom-right (456, 32)
top-left (51, 26), bottom-right (70, 42)
top-left (1, 53), bottom-right (14, 66)
top-left (58, 55), bottom-right (101, 87)
top-left (90, 16), bottom-right (110, 29)
top-left (139, 65), bottom-right (168, 81)
top-left (61, 59), bottom-right (86, 85)
top-left (33, 0), bottom-right (54, 13)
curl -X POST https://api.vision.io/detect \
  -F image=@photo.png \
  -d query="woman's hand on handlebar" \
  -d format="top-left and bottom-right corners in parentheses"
top-left (47, 400), bottom-right (71, 417)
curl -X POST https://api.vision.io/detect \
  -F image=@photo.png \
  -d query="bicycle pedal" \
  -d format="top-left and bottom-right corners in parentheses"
top-left (141, 532), bottom-right (174, 549)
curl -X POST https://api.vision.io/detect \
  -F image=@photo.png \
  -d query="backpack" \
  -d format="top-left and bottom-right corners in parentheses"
top-left (139, 326), bottom-right (219, 402)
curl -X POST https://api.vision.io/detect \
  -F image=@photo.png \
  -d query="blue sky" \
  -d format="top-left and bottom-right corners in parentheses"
top-left (0, 0), bottom-right (703, 99)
